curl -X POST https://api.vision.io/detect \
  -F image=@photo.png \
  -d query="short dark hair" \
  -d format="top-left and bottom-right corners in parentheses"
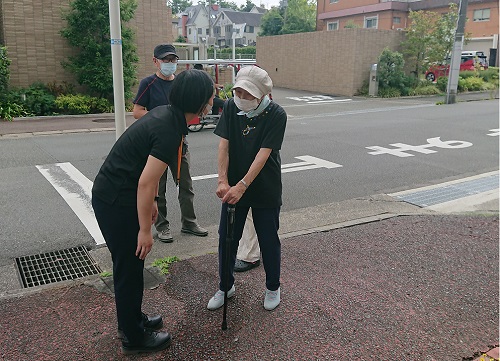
top-left (169, 69), bottom-right (214, 114)
top-left (193, 64), bottom-right (203, 70)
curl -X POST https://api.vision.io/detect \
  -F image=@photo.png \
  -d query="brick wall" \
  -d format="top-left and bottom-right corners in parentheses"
top-left (257, 28), bottom-right (405, 97)
top-left (1, 0), bottom-right (172, 97)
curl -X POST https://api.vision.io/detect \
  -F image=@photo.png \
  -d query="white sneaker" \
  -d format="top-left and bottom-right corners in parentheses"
top-left (207, 285), bottom-right (235, 310)
top-left (264, 287), bottom-right (280, 310)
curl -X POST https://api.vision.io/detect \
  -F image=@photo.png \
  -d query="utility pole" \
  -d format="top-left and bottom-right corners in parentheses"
top-left (108, 0), bottom-right (127, 139)
top-left (445, 0), bottom-right (468, 104)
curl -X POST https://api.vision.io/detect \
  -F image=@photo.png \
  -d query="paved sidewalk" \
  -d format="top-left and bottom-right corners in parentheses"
top-left (0, 93), bottom-right (498, 360)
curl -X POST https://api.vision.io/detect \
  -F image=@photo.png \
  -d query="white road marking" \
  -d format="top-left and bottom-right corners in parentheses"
top-left (36, 162), bottom-right (105, 245)
top-left (192, 155), bottom-right (342, 180)
top-left (367, 137), bottom-right (473, 157)
top-left (38, 156), bottom-right (342, 244)
top-left (487, 128), bottom-right (499, 137)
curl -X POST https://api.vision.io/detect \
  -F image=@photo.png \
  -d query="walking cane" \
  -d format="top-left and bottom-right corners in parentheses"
top-left (221, 203), bottom-right (236, 330)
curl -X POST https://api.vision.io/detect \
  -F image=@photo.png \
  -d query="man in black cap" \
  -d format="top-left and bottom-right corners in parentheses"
top-left (133, 44), bottom-right (208, 243)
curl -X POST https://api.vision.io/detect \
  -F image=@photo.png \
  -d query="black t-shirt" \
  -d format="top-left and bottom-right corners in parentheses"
top-left (92, 105), bottom-right (187, 206)
top-left (133, 74), bottom-right (173, 110)
top-left (214, 99), bottom-right (287, 208)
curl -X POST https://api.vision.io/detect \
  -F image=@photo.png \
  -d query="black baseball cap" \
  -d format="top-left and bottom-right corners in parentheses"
top-left (154, 44), bottom-right (179, 59)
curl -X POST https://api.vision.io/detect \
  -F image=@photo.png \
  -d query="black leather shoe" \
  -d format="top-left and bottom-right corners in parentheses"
top-left (181, 224), bottom-right (208, 237)
top-left (117, 313), bottom-right (163, 340)
top-left (234, 259), bottom-right (260, 272)
top-left (121, 330), bottom-right (171, 355)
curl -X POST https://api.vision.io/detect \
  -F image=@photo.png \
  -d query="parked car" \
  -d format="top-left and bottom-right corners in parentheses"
top-left (425, 55), bottom-right (488, 82)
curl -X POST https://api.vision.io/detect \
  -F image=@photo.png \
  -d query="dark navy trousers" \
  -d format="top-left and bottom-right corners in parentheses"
top-left (92, 196), bottom-right (145, 345)
top-left (218, 203), bottom-right (281, 292)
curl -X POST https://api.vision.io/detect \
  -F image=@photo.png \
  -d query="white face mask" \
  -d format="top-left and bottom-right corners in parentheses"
top-left (233, 95), bottom-right (259, 113)
top-left (160, 62), bottom-right (177, 77)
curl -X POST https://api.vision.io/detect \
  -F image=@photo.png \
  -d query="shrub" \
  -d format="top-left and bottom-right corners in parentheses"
top-left (436, 76), bottom-right (448, 92)
top-left (0, 102), bottom-right (30, 121)
top-left (3, 83), bottom-right (56, 116)
top-left (378, 87), bottom-right (401, 98)
top-left (355, 80), bottom-right (369, 96)
top-left (377, 48), bottom-right (405, 90)
top-left (478, 68), bottom-right (499, 82)
top-left (46, 81), bottom-right (75, 96)
top-left (0, 46), bottom-right (11, 94)
top-left (459, 70), bottom-right (477, 79)
top-left (461, 76), bottom-right (484, 91)
top-left (55, 94), bottom-right (113, 114)
top-left (409, 85), bottom-right (441, 96)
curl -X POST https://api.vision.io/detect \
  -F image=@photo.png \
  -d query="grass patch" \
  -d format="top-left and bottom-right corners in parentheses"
top-left (100, 271), bottom-right (112, 278)
top-left (152, 256), bottom-right (180, 275)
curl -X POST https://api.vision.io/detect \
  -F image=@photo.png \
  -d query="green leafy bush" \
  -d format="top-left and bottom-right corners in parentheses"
top-left (478, 68), bottom-right (499, 82)
top-left (0, 46), bottom-right (11, 94)
top-left (3, 83), bottom-right (56, 116)
top-left (459, 71), bottom-right (477, 79)
top-left (461, 76), bottom-right (484, 91)
top-left (378, 87), bottom-right (401, 98)
top-left (0, 102), bottom-right (30, 121)
top-left (409, 85), bottom-right (441, 96)
top-left (436, 76), bottom-right (448, 92)
top-left (55, 94), bottom-right (113, 114)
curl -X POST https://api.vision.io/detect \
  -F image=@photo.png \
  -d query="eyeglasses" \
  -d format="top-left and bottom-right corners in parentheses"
top-left (157, 57), bottom-right (178, 64)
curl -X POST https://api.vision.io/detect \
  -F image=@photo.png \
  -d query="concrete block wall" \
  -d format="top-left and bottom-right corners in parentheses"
top-left (257, 28), bottom-right (405, 96)
top-left (1, 0), bottom-right (172, 98)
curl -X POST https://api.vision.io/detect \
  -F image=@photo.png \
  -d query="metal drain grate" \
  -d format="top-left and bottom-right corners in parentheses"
top-left (15, 246), bottom-right (101, 288)
top-left (394, 174), bottom-right (499, 207)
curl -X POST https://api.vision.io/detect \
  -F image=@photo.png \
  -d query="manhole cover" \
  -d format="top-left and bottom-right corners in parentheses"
top-left (92, 118), bottom-right (113, 123)
top-left (15, 246), bottom-right (101, 288)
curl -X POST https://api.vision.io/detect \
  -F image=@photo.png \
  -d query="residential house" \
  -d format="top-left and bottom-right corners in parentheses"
top-left (213, 10), bottom-right (264, 47)
top-left (316, 0), bottom-right (499, 64)
top-left (178, 4), bottom-right (227, 44)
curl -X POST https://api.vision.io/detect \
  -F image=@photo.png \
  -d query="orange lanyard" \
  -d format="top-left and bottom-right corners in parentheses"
top-left (176, 136), bottom-right (184, 185)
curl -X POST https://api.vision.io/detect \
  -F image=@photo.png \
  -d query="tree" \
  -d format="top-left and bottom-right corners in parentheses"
top-left (344, 20), bottom-right (360, 29)
top-left (258, 7), bottom-right (284, 36)
top-left (60, 0), bottom-right (139, 100)
top-left (239, 0), bottom-right (256, 12)
top-left (402, 4), bottom-right (465, 77)
top-left (280, 0), bottom-right (316, 35)
top-left (170, 0), bottom-right (193, 15)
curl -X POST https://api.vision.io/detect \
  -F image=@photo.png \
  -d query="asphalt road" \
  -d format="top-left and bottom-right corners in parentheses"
top-left (0, 91), bottom-right (498, 268)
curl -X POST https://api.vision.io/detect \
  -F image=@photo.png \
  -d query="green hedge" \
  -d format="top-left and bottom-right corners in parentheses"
top-left (54, 94), bottom-right (113, 114)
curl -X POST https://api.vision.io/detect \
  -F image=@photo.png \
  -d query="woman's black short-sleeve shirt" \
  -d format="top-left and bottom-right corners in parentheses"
top-left (214, 99), bottom-right (287, 208)
top-left (92, 105), bottom-right (187, 206)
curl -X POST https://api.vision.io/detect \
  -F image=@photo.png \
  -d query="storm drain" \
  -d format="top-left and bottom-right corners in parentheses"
top-left (393, 174), bottom-right (499, 207)
top-left (15, 246), bottom-right (101, 288)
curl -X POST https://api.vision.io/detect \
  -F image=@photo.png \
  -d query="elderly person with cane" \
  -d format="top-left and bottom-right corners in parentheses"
top-left (92, 69), bottom-right (215, 355)
top-left (207, 66), bottom-right (287, 312)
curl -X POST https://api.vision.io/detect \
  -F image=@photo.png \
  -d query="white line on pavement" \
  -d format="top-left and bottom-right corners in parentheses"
top-left (36, 162), bottom-right (105, 245)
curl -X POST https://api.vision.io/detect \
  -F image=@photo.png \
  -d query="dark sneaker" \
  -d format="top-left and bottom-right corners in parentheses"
top-left (117, 313), bottom-right (163, 340)
top-left (181, 224), bottom-right (208, 237)
top-left (121, 330), bottom-right (171, 355)
top-left (234, 259), bottom-right (260, 272)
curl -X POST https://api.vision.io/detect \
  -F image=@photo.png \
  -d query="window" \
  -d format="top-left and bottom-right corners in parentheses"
top-left (245, 25), bottom-right (254, 33)
top-left (473, 8), bottom-right (490, 22)
top-left (327, 21), bottom-right (339, 31)
top-left (189, 28), bottom-right (192, 35)
top-left (206, 29), bottom-right (209, 35)
top-left (198, 28), bottom-right (202, 34)
top-left (329, 0), bottom-right (338, 3)
top-left (393, 16), bottom-right (401, 24)
top-left (365, 16), bottom-right (378, 29)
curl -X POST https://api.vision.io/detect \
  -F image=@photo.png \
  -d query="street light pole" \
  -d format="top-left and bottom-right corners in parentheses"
top-left (445, 0), bottom-right (468, 104)
top-left (108, 0), bottom-right (127, 139)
